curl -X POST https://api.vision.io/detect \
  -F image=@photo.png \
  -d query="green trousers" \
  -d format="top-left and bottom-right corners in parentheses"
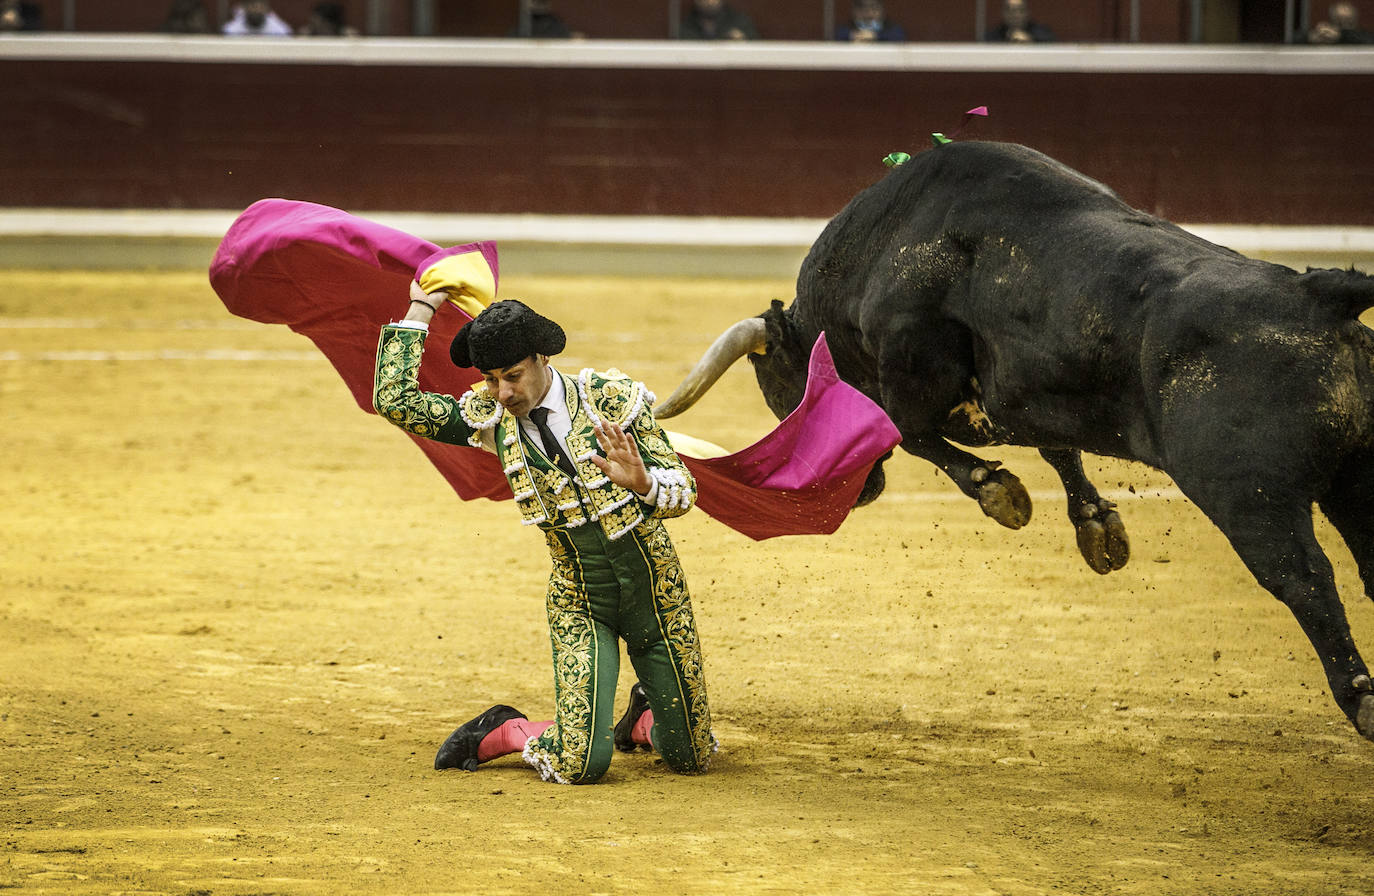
top-left (522, 518), bottom-right (713, 784)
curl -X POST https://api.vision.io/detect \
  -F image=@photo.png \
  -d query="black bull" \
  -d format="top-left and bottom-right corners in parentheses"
top-left (658, 140), bottom-right (1374, 741)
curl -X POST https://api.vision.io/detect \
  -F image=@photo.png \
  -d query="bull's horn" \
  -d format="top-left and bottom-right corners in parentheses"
top-left (655, 317), bottom-right (768, 418)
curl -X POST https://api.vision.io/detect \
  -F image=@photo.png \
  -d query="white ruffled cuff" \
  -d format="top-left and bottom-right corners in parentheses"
top-left (647, 467), bottom-right (692, 511)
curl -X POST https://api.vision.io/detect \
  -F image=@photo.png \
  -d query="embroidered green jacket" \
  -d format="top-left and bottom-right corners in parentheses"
top-left (372, 323), bottom-right (695, 540)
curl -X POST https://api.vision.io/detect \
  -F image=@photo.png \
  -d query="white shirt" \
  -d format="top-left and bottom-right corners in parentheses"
top-left (519, 366), bottom-right (575, 465)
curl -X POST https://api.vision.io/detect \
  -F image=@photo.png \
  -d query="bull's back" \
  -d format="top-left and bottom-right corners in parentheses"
top-left (805, 142), bottom-right (1172, 303)
top-left (799, 141), bottom-right (1280, 335)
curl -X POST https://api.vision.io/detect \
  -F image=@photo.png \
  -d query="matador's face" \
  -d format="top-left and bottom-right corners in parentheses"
top-left (482, 354), bottom-right (553, 418)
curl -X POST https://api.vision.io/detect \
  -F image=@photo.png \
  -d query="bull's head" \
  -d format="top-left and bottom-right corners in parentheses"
top-left (657, 299), bottom-right (890, 507)
top-left (656, 299), bottom-right (809, 422)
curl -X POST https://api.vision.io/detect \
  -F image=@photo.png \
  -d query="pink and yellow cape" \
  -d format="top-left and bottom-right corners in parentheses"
top-left (208, 198), bottom-right (900, 540)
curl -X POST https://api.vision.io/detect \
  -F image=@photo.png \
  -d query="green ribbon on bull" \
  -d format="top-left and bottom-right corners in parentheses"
top-left (884, 105), bottom-right (986, 167)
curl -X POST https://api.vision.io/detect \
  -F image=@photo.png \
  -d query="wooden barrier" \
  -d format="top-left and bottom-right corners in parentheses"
top-left (3, 37), bottom-right (1372, 225)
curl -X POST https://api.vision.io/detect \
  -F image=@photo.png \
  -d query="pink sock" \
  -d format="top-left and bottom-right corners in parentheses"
top-left (631, 710), bottom-right (655, 748)
top-left (477, 718), bottom-right (553, 762)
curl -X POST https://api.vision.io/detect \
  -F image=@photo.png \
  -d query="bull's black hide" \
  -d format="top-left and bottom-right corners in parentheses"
top-left (672, 140), bottom-right (1374, 741)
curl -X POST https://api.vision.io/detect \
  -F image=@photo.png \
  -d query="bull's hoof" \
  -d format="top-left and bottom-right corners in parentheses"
top-left (975, 468), bottom-right (1031, 529)
top-left (1075, 508), bottom-right (1130, 574)
top-left (1357, 693), bottom-right (1374, 741)
top-left (1354, 676), bottom-right (1374, 741)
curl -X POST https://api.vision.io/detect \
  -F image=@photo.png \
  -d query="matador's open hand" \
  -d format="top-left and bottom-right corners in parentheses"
top-left (591, 422), bottom-right (651, 494)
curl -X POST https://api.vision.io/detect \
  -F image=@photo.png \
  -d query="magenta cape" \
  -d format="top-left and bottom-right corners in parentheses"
top-left (208, 198), bottom-right (901, 540)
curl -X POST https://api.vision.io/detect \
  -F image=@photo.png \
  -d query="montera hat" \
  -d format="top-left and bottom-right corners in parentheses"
top-left (449, 299), bottom-right (567, 371)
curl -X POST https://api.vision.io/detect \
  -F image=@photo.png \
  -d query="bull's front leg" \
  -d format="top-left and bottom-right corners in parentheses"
top-left (878, 328), bottom-right (1031, 529)
top-left (899, 431), bottom-right (1032, 530)
top-left (1039, 447), bottom-right (1130, 574)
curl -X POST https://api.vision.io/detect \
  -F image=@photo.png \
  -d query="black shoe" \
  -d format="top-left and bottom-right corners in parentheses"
top-left (434, 704), bottom-right (527, 771)
top-left (613, 683), bottom-right (651, 753)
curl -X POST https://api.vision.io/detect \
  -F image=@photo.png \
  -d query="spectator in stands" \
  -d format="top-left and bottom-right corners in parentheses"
top-left (222, 0), bottom-right (293, 36)
top-left (985, 0), bottom-right (1056, 42)
top-left (160, 0), bottom-right (212, 33)
top-left (835, 0), bottom-right (905, 42)
top-left (507, 0), bottom-right (581, 38)
top-left (680, 0), bottom-right (759, 40)
top-left (0, 0), bottom-right (42, 30)
top-left (299, 2), bottom-right (359, 36)
top-left (1305, 2), bottom-right (1374, 43)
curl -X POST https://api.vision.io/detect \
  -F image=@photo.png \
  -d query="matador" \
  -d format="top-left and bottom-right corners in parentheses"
top-left (371, 252), bottom-right (713, 784)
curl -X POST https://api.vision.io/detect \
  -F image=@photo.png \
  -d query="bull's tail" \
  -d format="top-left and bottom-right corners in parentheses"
top-left (1301, 267), bottom-right (1374, 319)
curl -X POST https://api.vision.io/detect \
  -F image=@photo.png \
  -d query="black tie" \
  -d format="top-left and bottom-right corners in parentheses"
top-left (528, 407), bottom-right (578, 479)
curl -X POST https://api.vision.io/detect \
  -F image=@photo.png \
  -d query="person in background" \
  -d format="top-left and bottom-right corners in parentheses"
top-left (222, 0), bottom-right (293, 35)
top-left (160, 0), bottom-right (212, 33)
top-left (507, 0), bottom-right (582, 38)
top-left (835, 0), bottom-right (905, 42)
top-left (985, 0), bottom-right (1056, 42)
top-left (299, 2), bottom-right (359, 36)
top-left (679, 0), bottom-right (759, 40)
top-left (0, 0), bottom-right (42, 30)
top-left (1306, 1), bottom-right (1374, 42)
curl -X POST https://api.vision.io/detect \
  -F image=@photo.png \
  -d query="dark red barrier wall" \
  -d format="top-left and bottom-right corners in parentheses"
top-left (4, 56), bottom-right (1372, 225)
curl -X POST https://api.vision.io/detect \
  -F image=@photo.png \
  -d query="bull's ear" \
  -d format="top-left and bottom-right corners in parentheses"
top-left (759, 299), bottom-right (790, 356)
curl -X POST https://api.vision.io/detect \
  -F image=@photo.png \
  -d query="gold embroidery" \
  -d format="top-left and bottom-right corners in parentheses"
top-left (483, 370), bottom-right (696, 535)
top-left (524, 537), bottom-right (598, 782)
top-left (531, 524), bottom-right (710, 781)
top-left (373, 327), bottom-right (459, 437)
top-left (508, 467), bottom-right (534, 497)
top-left (461, 388), bottom-right (501, 429)
top-left (566, 432), bottom-right (593, 461)
top-left (635, 521), bottom-right (712, 770)
top-left (535, 467), bottom-right (569, 495)
top-left (601, 501), bottom-right (645, 538)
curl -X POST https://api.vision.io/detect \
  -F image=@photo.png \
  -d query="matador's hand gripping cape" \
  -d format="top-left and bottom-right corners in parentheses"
top-left (208, 198), bottom-right (901, 540)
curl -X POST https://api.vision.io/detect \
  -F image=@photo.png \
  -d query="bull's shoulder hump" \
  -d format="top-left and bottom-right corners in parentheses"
top-left (903, 140), bottom-right (1050, 171)
top-left (907, 141), bottom-right (1119, 201)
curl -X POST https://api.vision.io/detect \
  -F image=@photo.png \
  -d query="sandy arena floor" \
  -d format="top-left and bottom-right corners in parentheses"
top-left (3, 268), bottom-right (1374, 895)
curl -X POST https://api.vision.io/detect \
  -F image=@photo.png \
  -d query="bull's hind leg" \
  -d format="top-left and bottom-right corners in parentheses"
top-left (1039, 448), bottom-right (1129, 574)
top-left (1317, 458), bottom-right (1374, 735)
top-left (1191, 488), bottom-right (1374, 741)
top-left (1318, 454), bottom-right (1374, 603)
